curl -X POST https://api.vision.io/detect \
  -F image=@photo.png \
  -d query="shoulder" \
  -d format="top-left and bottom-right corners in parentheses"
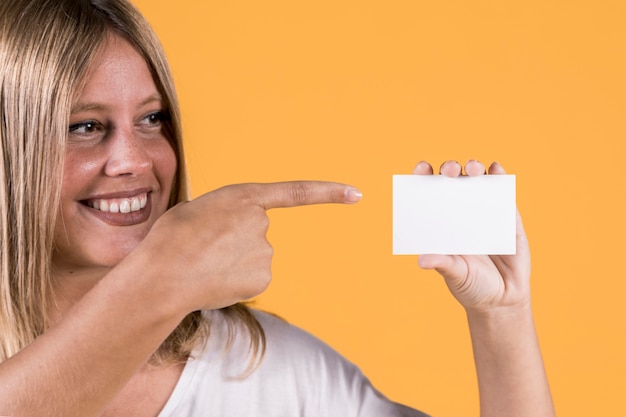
top-left (250, 309), bottom-right (430, 417)
top-left (187, 308), bottom-right (429, 417)
top-left (252, 309), bottom-right (352, 366)
top-left (199, 308), bottom-right (367, 394)
top-left (200, 308), bottom-right (361, 381)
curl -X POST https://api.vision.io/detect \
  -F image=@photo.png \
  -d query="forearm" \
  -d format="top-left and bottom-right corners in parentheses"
top-left (0, 260), bottom-right (185, 417)
top-left (467, 304), bottom-right (555, 417)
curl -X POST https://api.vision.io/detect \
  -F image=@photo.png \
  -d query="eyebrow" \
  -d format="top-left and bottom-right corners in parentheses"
top-left (70, 93), bottom-right (164, 114)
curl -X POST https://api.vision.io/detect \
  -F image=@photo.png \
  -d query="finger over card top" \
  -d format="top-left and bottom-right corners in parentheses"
top-left (392, 175), bottom-right (516, 255)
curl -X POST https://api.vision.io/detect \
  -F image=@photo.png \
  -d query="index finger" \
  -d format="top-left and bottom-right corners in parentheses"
top-left (251, 181), bottom-right (363, 210)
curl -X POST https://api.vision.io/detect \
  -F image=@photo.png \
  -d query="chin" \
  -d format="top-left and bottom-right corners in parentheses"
top-left (54, 232), bottom-right (148, 272)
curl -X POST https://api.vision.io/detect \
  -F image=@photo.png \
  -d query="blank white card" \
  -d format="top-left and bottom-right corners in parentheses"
top-left (392, 175), bottom-right (516, 255)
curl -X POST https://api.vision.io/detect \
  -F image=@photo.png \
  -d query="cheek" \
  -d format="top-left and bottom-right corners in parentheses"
top-left (60, 149), bottom-right (103, 196)
top-left (150, 140), bottom-right (178, 194)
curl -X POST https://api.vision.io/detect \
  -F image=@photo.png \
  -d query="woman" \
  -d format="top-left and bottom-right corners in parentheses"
top-left (0, 0), bottom-right (555, 416)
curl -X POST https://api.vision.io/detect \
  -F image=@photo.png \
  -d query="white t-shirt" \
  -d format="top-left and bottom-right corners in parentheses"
top-left (158, 309), bottom-right (429, 416)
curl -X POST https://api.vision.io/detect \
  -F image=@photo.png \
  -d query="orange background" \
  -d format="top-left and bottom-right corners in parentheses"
top-left (134, 1), bottom-right (625, 415)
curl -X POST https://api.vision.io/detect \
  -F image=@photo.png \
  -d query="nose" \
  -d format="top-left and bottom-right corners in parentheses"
top-left (103, 127), bottom-right (153, 177)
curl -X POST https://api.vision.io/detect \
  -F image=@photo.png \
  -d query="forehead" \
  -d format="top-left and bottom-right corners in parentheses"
top-left (72, 33), bottom-right (160, 110)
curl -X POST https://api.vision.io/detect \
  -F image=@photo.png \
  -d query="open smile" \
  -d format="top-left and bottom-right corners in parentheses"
top-left (83, 192), bottom-right (148, 213)
top-left (79, 191), bottom-right (154, 226)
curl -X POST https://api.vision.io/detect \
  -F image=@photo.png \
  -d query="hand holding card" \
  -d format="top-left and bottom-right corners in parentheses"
top-left (400, 159), bottom-right (531, 310)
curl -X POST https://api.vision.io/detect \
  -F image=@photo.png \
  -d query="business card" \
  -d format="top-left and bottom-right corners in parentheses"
top-left (393, 175), bottom-right (516, 255)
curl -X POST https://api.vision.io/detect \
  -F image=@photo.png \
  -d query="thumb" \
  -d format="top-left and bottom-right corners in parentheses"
top-left (418, 254), bottom-right (469, 284)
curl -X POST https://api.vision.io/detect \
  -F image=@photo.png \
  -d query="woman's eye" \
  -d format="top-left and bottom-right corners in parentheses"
top-left (68, 121), bottom-right (101, 135)
top-left (141, 111), bottom-right (169, 127)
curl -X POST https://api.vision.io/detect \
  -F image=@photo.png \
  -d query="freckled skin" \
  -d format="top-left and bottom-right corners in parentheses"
top-left (53, 34), bottom-right (177, 273)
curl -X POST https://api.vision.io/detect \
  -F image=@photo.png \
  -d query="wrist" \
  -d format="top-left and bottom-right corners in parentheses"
top-left (466, 300), bottom-right (533, 323)
top-left (109, 244), bottom-right (189, 325)
top-left (466, 301), bottom-right (537, 354)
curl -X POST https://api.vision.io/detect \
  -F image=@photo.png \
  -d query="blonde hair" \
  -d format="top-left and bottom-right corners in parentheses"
top-left (0, 0), bottom-right (264, 365)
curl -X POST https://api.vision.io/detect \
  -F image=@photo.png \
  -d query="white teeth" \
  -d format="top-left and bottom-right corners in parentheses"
top-left (88, 192), bottom-right (149, 214)
top-left (120, 200), bottom-right (131, 213)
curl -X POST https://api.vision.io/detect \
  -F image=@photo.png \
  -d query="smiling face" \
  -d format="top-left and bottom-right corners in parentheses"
top-left (52, 33), bottom-right (177, 272)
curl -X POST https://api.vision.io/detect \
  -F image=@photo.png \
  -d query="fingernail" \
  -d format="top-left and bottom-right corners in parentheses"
top-left (440, 160), bottom-right (460, 177)
top-left (345, 187), bottom-right (363, 203)
top-left (413, 161), bottom-right (432, 175)
top-left (467, 159), bottom-right (485, 174)
top-left (441, 160), bottom-right (459, 169)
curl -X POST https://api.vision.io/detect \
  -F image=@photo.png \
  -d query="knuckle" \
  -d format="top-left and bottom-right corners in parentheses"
top-left (289, 182), bottom-right (311, 205)
top-left (222, 183), bottom-right (255, 205)
top-left (260, 244), bottom-right (273, 271)
top-left (259, 263), bottom-right (273, 289)
top-left (247, 257), bottom-right (273, 297)
top-left (245, 183), bottom-right (263, 204)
